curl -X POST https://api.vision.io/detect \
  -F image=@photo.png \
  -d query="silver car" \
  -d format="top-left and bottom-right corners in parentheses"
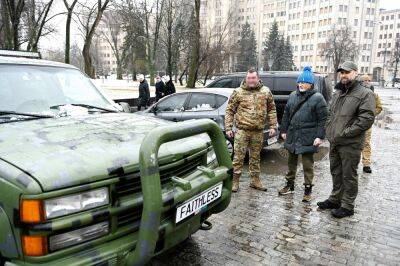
top-left (140, 88), bottom-right (279, 154)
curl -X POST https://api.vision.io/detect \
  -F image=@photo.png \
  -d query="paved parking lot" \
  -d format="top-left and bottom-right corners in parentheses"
top-left (151, 88), bottom-right (400, 265)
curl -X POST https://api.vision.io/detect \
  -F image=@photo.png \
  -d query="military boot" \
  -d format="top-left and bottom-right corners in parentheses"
top-left (232, 174), bottom-right (240, 193)
top-left (249, 175), bottom-right (267, 191)
top-left (302, 185), bottom-right (313, 202)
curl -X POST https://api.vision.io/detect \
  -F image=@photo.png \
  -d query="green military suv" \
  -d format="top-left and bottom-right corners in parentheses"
top-left (0, 51), bottom-right (232, 265)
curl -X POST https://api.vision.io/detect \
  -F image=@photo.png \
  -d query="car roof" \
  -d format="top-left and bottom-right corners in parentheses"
top-left (214, 71), bottom-right (327, 78)
top-left (0, 56), bottom-right (79, 70)
top-left (176, 88), bottom-right (234, 97)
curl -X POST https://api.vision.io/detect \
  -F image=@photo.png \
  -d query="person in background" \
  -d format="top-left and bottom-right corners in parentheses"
top-left (359, 74), bottom-right (383, 173)
top-left (137, 74), bottom-right (150, 111)
top-left (155, 75), bottom-right (165, 101)
top-left (278, 66), bottom-right (328, 202)
top-left (225, 68), bottom-right (277, 192)
top-left (317, 61), bottom-right (375, 218)
top-left (164, 76), bottom-right (176, 96)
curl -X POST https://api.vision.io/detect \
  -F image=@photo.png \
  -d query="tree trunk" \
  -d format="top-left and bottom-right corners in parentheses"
top-left (178, 68), bottom-right (187, 86)
top-left (116, 62), bottom-right (123, 80)
top-left (12, 20), bottom-right (19, 50)
top-left (393, 58), bottom-right (399, 87)
top-left (187, 0), bottom-right (200, 88)
top-left (83, 43), bottom-right (95, 78)
top-left (65, 11), bottom-right (72, 63)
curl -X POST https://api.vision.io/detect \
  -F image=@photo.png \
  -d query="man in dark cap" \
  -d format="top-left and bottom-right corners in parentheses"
top-left (317, 61), bottom-right (375, 218)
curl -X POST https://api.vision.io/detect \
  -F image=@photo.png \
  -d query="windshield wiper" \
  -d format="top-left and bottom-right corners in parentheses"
top-left (50, 104), bottom-right (118, 113)
top-left (0, 111), bottom-right (54, 118)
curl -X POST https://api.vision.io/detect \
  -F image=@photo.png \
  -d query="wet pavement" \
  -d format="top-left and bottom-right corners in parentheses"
top-left (151, 88), bottom-right (400, 266)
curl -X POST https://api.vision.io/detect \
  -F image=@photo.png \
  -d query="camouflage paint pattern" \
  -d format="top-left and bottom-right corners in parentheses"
top-left (225, 81), bottom-right (277, 132)
top-left (232, 129), bottom-right (264, 179)
top-left (362, 128), bottom-right (372, 167)
top-left (0, 114), bottom-right (232, 265)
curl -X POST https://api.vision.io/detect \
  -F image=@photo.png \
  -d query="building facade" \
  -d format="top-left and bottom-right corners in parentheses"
top-left (201, 0), bottom-right (381, 75)
top-left (371, 8), bottom-right (400, 82)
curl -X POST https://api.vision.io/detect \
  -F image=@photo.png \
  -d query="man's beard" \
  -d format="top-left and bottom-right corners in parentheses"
top-left (340, 77), bottom-right (352, 85)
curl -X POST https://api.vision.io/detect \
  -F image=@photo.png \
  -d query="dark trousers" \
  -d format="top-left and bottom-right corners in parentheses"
top-left (286, 152), bottom-right (314, 185)
top-left (137, 98), bottom-right (149, 111)
top-left (328, 145), bottom-right (362, 211)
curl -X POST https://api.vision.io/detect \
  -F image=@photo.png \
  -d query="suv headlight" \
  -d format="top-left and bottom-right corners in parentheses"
top-left (49, 221), bottom-right (109, 251)
top-left (44, 187), bottom-right (109, 219)
top-left (206, 149), bottom-right (217, 165)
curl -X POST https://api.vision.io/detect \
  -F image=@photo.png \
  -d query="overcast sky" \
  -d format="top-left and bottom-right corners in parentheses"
top-left (40, 0), bottom-right (400, 52)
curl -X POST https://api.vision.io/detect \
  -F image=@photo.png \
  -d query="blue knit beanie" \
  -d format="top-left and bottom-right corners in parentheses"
top-left (297, 66), bottom-right (314, 84)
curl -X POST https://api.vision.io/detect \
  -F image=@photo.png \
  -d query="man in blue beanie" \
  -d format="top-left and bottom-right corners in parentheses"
top-left (278, 66), bottom-right (328, 202)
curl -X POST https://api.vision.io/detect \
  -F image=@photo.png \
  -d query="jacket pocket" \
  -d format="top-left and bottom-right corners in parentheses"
top-left (301, 128), bottom-right (316, 146)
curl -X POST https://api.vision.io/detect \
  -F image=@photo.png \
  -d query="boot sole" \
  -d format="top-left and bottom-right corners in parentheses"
top-left (249, 185), bottom-right (267, 191)
top-left (278, 191), bottom-right (294, 195)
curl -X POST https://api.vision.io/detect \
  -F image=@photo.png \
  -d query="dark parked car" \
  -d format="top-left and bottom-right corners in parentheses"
top-left (206, 71), bottom-right (332, 122)
top-left (139, 89), bottom-right (280, 154)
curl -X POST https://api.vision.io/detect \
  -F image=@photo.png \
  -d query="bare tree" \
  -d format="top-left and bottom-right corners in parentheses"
top-left (63, 0), bottom-right (79, 63)
top-left (3, 0), bottom-right (25, 50)
top-left (160, 0), bottom-right (188, 78)
top-left (186, 0), bottom-right (200, 88)
top-left (76, 0), bottom-right (110, 78)
top-left (320, 24), bottom-right (359, 82)
top-left (24, 0), bottom-right (55, 52)
top-left (100, 10), bottom-right (127, 79)
top-left (198, 9), bottom-right (236, 85)
top-left (390, 38), bottom-right (400, 87)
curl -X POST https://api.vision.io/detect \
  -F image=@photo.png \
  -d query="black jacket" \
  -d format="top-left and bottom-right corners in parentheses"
top-left (281, 88), bottom-right (328, 154)
top-left (155, 81), bottom-right (165, 98)
top-left (139, 79), bottom-right (150, 100)
top-left (165, 80), bottom-right (176, 95)
top-left (326, 80), bottom-right (375, 149)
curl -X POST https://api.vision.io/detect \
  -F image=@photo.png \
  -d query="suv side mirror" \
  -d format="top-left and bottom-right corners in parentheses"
top-left (119, 102), bottom-right (131, 113)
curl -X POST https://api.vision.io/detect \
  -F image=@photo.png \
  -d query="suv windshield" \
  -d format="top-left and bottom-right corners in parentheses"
top-left (0, 65), bottom-right (116, 115)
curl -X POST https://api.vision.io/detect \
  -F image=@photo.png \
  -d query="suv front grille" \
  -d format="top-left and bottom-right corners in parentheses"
top-left (114, 153), bottom-right (205, 229)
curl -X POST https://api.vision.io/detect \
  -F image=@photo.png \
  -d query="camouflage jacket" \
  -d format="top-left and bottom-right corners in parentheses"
top-left (225, 81), bottom-right (277, 131)
top-left (374, 92), bottom-right (383, 116)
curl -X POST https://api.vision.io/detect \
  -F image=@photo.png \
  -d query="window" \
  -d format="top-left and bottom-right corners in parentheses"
top-left (156, 93), bottom-right (188, 112)
top-left (208, 78), bottom-right (235, 88)
top-left (186, 93), bottom-right (218, 111)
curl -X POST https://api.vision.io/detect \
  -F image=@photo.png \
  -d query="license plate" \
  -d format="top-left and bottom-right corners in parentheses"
top-left (267, 136), bottom-right (278, 145)
top-left (175, 182), bottom-right (223, 223)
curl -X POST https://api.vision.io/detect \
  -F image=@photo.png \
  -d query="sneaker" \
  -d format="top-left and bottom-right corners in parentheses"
top-left (317, 199), bottom-right (340, 210)
top-left (331, 207), bottom-right (354, 218)
top-left (363, 166), bottom-right (372, 173)
top-left (302, 185), bottom-right (312, 202)
top-left (278, 182), bottom-right (294, 195)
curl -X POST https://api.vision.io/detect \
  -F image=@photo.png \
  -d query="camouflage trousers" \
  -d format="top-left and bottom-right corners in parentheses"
top-left (361, 128), bottom-right (372, 166)
top-left (232, 129), bottom-right (264, 178)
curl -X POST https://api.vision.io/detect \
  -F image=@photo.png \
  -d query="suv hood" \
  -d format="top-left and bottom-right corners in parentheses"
top-left (0, 113), bottom-right (210, 192)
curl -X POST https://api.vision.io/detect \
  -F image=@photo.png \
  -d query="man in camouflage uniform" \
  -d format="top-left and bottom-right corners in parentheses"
top-left (225, 68), bottom-right (277, 192)
top-left (359, 74), bottom-right (383, 173)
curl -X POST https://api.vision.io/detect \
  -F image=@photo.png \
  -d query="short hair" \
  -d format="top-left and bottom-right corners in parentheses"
top-left (247, 68), bottom-right (259, 77)
top-left (360, 74), bottom-right (371, 81)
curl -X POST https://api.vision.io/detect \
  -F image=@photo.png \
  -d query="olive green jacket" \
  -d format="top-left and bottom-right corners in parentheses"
top-left (326, 80), bottom-right (375, 149)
